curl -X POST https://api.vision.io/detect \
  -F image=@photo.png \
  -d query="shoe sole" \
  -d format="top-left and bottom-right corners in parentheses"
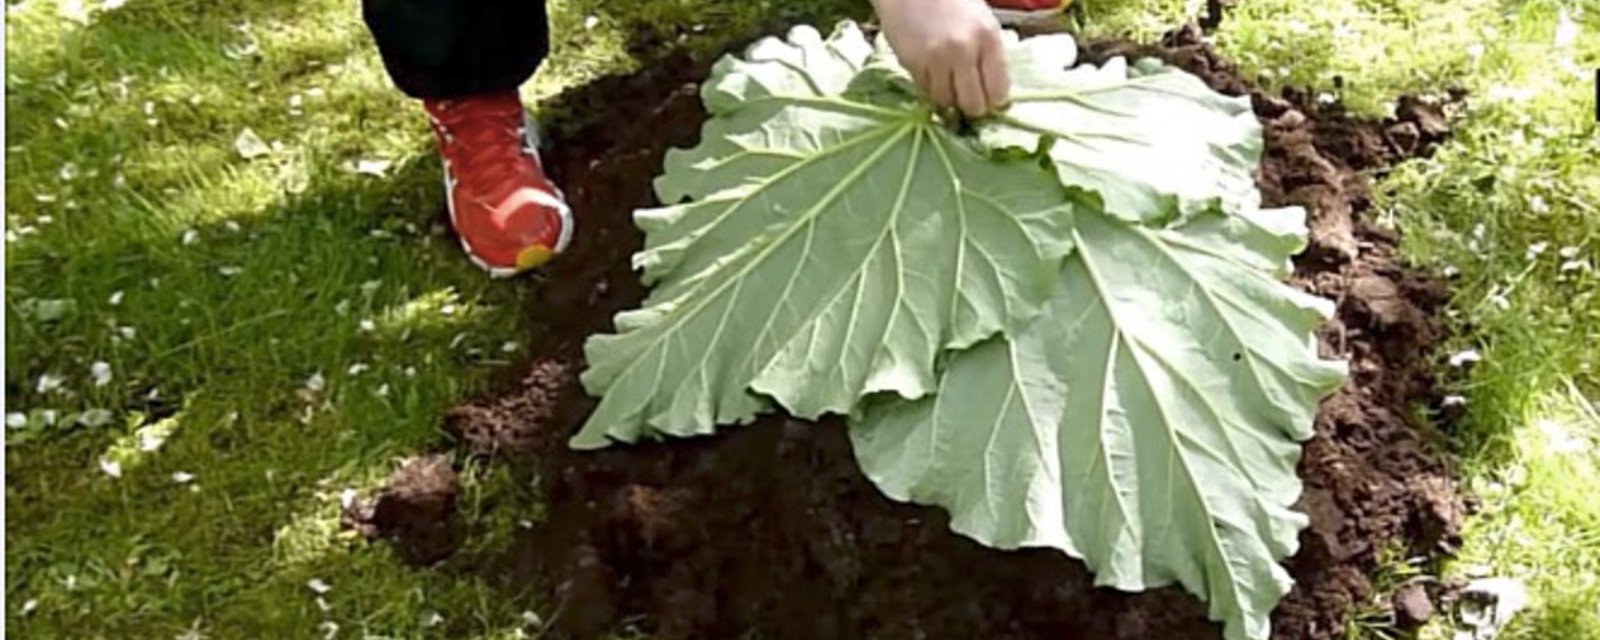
top-left (445, 110), bottom-right (574, 279)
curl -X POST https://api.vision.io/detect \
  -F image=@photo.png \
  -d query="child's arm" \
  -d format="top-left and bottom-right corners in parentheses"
top-left (872, 0), bottom-right (1009, 116)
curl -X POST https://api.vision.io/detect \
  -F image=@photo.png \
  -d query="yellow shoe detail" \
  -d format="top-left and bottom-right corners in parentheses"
top-left (515, 245), bottom-right (556, 271)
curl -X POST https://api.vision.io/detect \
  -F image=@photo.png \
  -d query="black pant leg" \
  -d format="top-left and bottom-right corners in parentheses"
top-left (362, 0), bottom-right (549, 100)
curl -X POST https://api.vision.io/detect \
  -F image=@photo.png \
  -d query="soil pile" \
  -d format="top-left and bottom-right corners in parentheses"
top-left (367, 27), bottom-right (1465, 640)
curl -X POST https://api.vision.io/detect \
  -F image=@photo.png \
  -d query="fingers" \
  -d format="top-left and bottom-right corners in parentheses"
top-left (926, 64), bottom-right (956, 114)
top-left (935, 26), bottom-right (1008, 117)
top-left (953, 63), bottom-right (987, 117)
top-left (978, 29), bottom-right (1010, 111)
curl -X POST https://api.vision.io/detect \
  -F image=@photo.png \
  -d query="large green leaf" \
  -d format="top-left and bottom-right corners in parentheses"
top-left (851, 205), bottom-right (1347, 640)
top-left (980, 34), bottom-right (1263, 224)
top-left (572, 24), bottom-right (1076, 448)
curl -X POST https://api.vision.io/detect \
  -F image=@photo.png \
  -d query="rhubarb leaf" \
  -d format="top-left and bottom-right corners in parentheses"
top-left (851, 205), bottom-right (1346, 640)
top-left (573, 23), bottom-right (1076, 448)
top-left (981, 34), bottom-right (1263, 224)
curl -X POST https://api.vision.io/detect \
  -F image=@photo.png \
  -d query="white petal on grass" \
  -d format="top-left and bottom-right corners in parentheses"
top-left (1526, 241), bottom-right (1549, 259)
top-left (583, 14), bottom-right (599, 29)
top-left (357, 319), bottom-right (375, 333)
top-left (234, 128), bottom-right (271, 159)
top-left (1449, 349), bottom-right (1483, 367)
top-left (1528, 194), bottom-right (1550, 213)
top-left (305, 372), bottom-right (326, 392)
top-left (7, 413), bottom-right (28, 428)
top-left (1559, 246), bottom-right (1581, 259)
top-left (218, 266), bottom-right (243, 278)
top-left (137, 428), bottom-right (168, 452)
top-left (36, 373), bottom-right (65, 394)
top-left (346, 363), bottom-right (369, 376)
top-left (1442, 395), bottom-right (1468, 409)
top-left (353, 159), bottom-right (392, 177)
top-left (1554, 8), bottom-right (1580, 48)
top-left (109, 290), bottom-right (125, 306)
top-left (21, 599), bottom-right (38, 615)
top-left (32, 298), bottom-right (74, 322)
top-left (1560, 260), bottom-right (1588, 273)
top-left (1457, 577), bottom-right (1529, 638)
top-left (79, 409), bottom-right (113, 427)
top-left (118, 326), bottom-right (138, 340)
top-left (58, 0), bottom-right (91, 22)
top-left (521, 610), bottom-right (544, 627)
top-left (182, 229), bottom-right (200, 245)
top-left (317, 621), bottom-right (339, 640)
top-left (172, 471), bottom-right (195, 484)
top-left (90, 361), bottom-right (113, 387)
top-left (339, 488), bottom-right (358, 509)
top-left (99, 457), bottom-right (123, 478)
top-left (422, 612), bottom-right (445, 628)
top-left (306, 578), bottom-right (331, 594)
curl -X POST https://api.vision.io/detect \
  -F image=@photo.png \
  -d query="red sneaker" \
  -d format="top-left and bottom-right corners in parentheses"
top-left (424, 91), bottom-right (572, 277)
top-left (986, 0), bottom-right (1072, 25)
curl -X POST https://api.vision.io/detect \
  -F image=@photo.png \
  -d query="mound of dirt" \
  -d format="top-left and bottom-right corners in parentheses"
top-left (362, 27), bottom-right (1465, 640)
top-left (344, 454), bottom-right (462, 566)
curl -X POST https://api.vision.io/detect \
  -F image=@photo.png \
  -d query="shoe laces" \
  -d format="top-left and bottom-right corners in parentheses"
top-left (426, 97), bottom-right (538, 198)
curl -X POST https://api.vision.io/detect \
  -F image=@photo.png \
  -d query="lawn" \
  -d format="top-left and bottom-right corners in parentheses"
top-left (5, 0), bottom-right (1596, 639)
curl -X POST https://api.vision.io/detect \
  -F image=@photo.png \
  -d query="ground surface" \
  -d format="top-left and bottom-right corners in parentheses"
top-left (5, 0), bottom-right (1598, 639)
top-left (406, 27), bottom-right (1460, 640)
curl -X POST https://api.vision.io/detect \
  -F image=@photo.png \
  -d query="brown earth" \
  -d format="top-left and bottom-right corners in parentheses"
top-left (354, 25), bottom-right (1466, 640)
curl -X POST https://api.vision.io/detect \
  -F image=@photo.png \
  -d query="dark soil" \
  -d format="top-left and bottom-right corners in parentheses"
top-left (362, 26), bottom-right (1466, 640)
top-left (343, 454), bottom-right (461, 566)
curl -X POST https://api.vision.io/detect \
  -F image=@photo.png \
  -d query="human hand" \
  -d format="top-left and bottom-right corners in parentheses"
top-left (872, 0), bottom-right (1009, 117)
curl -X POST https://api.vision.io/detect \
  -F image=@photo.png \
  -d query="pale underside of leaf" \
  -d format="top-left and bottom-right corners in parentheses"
top-left (851, 208), bottom-right (1346, 640)
top-left (981, 35), bottom-right (1263, 224)
top-left (573, 24), bottom-right (1075, 449)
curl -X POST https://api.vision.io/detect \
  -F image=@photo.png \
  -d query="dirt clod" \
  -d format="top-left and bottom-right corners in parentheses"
top-left (1392, 582), bottom-right (1435, 629)
top-left (377, 26), bottom-right (1466, 640)
top-left (344, 454), bottom-right (461, 566)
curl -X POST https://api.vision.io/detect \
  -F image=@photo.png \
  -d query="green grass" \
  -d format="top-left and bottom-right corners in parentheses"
top-left (6, 0), bottom-right (1598, 638)
top-left (3, 0), bottom-right (542, 636)
top-left (3, 0), bottom-right (863, 637)
top-left (1173, 0), bottom-right (1600, 637)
